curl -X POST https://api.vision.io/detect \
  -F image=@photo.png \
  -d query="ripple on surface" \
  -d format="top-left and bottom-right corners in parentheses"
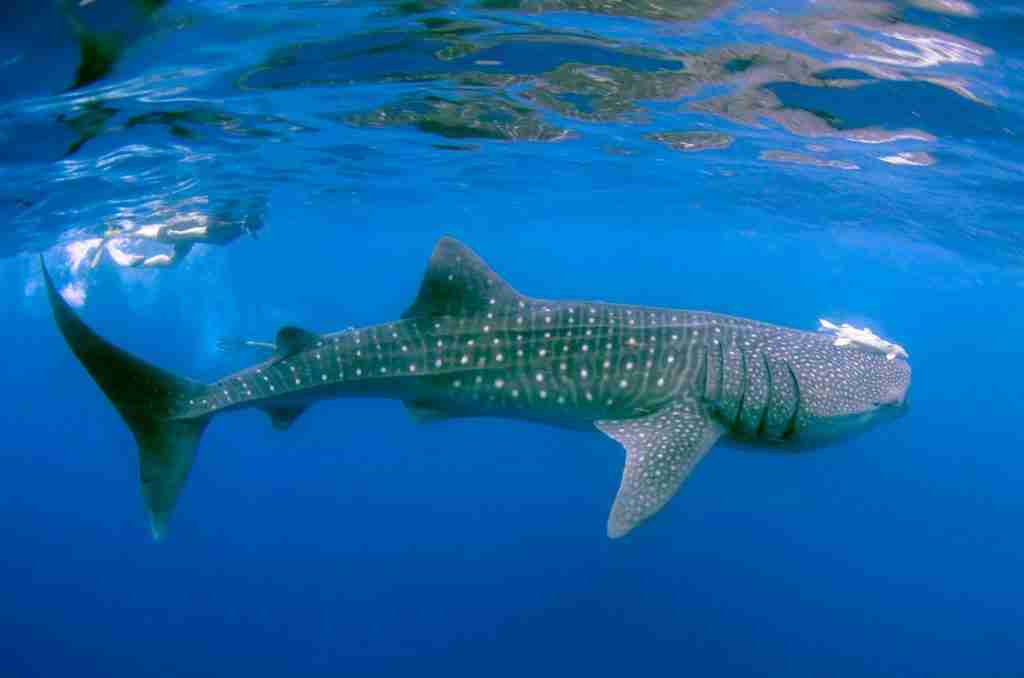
top-left (645, 131), bottom-right (733, 152)
top-left (344, 94), bottom-right (575, 142)
top-left (760, 150), bottom-right (859, 171)
top-left (476, 0), bottom-right (733, 22)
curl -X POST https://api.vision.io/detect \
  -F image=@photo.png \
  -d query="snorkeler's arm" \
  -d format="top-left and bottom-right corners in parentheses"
top-left (131, 224), bottom-right (164, 240)
top-left (104, 241), bottom-right (145, 268)
top-left (139, 254), bottom-right (175, 268)
top-left (164, 226), bottom-right (208, 239)
top-left (89, 228), bottom-right (126, 269)
top-left (89, 240), bottom-right (107, 269)
top-left (138, 241), bottom-right (194, 268)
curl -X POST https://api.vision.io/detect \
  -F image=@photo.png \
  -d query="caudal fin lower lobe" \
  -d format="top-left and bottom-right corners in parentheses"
top-left (41, 259), bottom-right (209, 540)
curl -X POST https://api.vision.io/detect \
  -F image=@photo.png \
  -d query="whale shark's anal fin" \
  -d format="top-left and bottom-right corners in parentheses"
top-left (597, 399), bottom-right (724, 538)
top-left (263, 405), bottom-right (308, 430)
top-left (41, 258), bottom-right (210, 541)
top-left (403, 236), bottom-right (526, 319)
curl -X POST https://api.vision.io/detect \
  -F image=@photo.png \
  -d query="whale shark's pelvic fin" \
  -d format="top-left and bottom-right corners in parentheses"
top-left (41, 258), bottom-right (209, 541)
top-left (597, 398), bottom-right (724, 538)
top-left (402, 236), bottom-right (526, 319)
top-left (402, 400), bottom-right (459, 423)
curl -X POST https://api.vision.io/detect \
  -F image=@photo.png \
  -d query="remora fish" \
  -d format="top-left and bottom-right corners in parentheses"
top-left (42, 237), bottom-right (911, 539)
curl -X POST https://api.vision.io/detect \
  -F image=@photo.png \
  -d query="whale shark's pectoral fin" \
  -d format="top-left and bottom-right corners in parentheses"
top-left (402, 236), bottom-right (526, 319)
top-left (275, 325), bottom-right (320, 359)
top-left (597, 399), bottom-right (725, 539)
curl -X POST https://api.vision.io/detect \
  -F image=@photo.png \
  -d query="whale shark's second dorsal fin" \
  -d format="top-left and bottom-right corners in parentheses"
top-left (403, 237), bottom-right (526, 319)
top-left (275, 325), bottom-right (320, 359)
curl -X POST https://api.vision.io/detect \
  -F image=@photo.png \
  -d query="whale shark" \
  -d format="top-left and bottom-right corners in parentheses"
top-left (42, 236), bottom-right (911, 540)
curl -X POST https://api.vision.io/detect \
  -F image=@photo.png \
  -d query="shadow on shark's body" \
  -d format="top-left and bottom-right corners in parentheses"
top-left (42, 237), bottom-right (910, 540)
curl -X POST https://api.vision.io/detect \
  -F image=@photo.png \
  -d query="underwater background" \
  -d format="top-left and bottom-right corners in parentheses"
top-left (2, 0), bottom-right (1023, 675)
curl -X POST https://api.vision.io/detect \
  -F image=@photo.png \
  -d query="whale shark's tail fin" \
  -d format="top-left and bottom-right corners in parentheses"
top-left (41, 259), bottom-right (209, 540)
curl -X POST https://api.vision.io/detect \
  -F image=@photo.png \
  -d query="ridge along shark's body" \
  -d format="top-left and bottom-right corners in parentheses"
top-left (42, 237), bottom-right (911, 540)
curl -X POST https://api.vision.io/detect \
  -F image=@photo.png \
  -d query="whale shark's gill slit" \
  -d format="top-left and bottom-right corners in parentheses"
top-left (732, 347), bottom-right (747, 431)
top-left (698, 345), bottom-right (709, 401)
top-left (713, 337), bottom-right (724, 404)
top-left (783, 362), bottom-right (800, 440)
top-left (755, 352), bottom-right (771, 438)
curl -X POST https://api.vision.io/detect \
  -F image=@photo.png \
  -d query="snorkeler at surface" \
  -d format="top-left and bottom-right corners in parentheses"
top-left (91, 203), bottom-right (264, 269)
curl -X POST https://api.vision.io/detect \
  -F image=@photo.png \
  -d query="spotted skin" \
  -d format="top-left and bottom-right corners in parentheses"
top-left (176, 302), bottom-right (907, 446)
top-left (43, 237), bottom-right (911, 539)
top-left (597, 400), bottom-right (724, 538)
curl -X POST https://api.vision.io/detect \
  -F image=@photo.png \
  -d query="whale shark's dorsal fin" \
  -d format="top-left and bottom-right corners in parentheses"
top-left (275, 325), bottom-right (320, 359)
top-left (403, 236), bottom-right (525, 319)
top-left (597, 398), bottom-right (725, 538)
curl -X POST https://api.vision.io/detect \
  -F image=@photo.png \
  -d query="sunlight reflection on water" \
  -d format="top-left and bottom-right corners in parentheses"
top-left (0, 0), bottom-right (1020, 266)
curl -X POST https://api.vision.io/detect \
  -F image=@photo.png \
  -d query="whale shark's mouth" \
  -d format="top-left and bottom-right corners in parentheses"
top-left (891, 360), bottom-right (912, 408)
top-left (877, 378), bottom-right (910, 410)
top-left (887, 385), bottom-right (909, 408)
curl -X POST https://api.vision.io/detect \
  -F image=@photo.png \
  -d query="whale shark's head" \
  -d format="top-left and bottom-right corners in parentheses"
top-left (794, 346), bottom-right (911, 446)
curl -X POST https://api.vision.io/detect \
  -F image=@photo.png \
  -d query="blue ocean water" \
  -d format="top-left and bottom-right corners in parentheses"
top-left (2, 0), bottom-right (1023, 676)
